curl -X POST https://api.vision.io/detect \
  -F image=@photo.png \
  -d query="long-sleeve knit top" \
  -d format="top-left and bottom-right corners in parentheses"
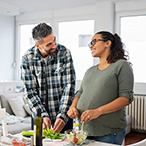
top-left (75, 59), bottom-right (134, 136)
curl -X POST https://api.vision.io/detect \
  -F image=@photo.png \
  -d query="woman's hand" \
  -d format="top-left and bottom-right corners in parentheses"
top-left (67, 106), bottom-right (78, 119)
top-left (67, 96), bottom-right (79, 119)
top-left (81, 109), bottom-right (101, 123)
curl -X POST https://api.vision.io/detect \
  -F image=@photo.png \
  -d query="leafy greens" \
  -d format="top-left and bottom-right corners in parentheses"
top-left (43, 129), bottom-right (64, 140)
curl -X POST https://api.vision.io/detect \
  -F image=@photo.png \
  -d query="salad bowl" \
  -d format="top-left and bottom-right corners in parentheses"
top-left (65, 129), bottom-right (88, 145)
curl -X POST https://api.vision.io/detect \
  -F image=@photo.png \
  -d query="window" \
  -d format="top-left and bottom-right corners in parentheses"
top-left (17, 21), bottom-right (94, 89)
top-left (120, 15), bottom-right (146, 83)
top-left (58, 20), bottom-right (94, 81)
top-left (79, 35), bottom-right (92, 47)
top-left (16, 24), bottom-right (38, 87)
top-left (19, 24), bottom-right (37, 62)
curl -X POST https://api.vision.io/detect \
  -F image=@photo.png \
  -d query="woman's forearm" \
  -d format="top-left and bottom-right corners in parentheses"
top-left (97, 97), bottom-right (130, 115)
top-left (80, 97), bottom-right (131, 123)
top-left (71, 96), bottom-right (79, 108)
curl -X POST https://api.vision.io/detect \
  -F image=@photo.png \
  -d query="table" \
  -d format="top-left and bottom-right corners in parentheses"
top-left (0, 138), bottom-right (119, 146)
top-left (43, 138), bottom-right (119, 146)
top-left (0, 134), bottom-right (119, 146)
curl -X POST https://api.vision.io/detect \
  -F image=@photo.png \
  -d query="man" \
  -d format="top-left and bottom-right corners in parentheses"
top-left (21, 23), bottom-right (76, 133)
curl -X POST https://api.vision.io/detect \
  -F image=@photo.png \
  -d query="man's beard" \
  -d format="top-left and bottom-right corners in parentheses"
top-left (41, 46), bottom-right (56, 56)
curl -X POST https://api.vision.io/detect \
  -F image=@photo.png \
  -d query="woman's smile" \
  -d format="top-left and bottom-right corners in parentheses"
top-left (91, 47), bottom-right (96, 54)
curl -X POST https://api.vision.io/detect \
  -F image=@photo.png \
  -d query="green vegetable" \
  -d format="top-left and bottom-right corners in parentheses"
top-left (22, 131), bottom-right (34, 136)
top-left (43, 129), bottom-right (64, 140)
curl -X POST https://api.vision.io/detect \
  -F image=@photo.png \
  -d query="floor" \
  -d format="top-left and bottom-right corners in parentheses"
top-left (125, 131), bottom-right (146, 145)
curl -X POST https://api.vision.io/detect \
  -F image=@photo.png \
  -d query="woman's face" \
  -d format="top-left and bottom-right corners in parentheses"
top-left (89, 34), bottom-right (110, 58)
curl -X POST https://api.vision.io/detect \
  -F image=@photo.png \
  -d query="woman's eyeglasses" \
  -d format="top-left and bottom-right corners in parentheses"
top-left (88, 39), bottom-right (105, 47)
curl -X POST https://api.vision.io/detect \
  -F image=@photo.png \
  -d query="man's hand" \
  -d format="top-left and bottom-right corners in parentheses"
top-left (53, 118), bottom-right (65, 133)
top-left (43, 117), bottom-right (51, 130)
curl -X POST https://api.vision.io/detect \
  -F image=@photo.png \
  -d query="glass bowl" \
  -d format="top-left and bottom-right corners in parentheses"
top-left (65, 129), bottom-right (88, 145)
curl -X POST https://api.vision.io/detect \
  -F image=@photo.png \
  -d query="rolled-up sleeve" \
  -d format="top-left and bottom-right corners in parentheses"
top-left (118, 61), bottom-right (134, 103)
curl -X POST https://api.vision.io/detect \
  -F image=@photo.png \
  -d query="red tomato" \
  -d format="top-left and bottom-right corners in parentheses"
top-left (12, 139), bottom-right (17, 142)
top-left (73, 138), bottom-right (78, 143)
top-left (12, 139), bottom-right (18, 144)
top-left (19, 142), bottom-right (23, 146)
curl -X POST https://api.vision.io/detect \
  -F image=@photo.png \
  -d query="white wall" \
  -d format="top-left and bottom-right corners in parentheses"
top-left (0, 0), bottom-right (145, 93)
top-left (0, 14), bottom-right (15, 81)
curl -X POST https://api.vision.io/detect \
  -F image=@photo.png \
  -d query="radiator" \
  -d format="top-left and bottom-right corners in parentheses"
top-left (126, 94), bottom-right (146, 131)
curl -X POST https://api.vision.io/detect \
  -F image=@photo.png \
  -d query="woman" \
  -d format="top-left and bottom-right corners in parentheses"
top-left (67, 31), bottom-right (134, 145)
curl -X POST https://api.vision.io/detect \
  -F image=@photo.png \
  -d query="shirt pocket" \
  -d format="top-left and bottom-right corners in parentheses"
top-left (53, 63), bottom-right (65, 74)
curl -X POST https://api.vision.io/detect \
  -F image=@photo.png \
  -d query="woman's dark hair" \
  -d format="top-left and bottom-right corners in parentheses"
top-left (96, 31), bottom-right (129, 63)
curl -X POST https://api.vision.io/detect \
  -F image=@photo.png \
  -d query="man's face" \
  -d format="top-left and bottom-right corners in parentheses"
top-left (36, 33), bottom-right (57, 56)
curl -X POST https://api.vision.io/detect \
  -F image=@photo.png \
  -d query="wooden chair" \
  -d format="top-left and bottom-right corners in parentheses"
top-left (126, 138), bottom-right (146, 146)
top-left (0, 108), bottom-right (8, 136)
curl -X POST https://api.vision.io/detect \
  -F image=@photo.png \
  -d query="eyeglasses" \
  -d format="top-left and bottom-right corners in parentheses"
top-left (88, 39), bottom-right (105, 47)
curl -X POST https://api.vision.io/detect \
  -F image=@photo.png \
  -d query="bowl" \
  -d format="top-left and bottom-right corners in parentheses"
top-left (65, 129), bottom-right (88, 145)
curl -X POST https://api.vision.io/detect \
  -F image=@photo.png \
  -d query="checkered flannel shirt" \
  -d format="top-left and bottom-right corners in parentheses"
top-left (21, 44), bottom-right (76, 124)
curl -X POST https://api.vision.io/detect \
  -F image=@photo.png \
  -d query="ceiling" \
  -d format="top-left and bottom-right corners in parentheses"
top-left (0, 0), bottom-right (130, 16)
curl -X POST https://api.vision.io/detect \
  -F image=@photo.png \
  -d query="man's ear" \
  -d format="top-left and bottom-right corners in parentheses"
top-left (35, 43), bottom-right (42, 51)
top-left (35, 43), bottom-right (39, 48)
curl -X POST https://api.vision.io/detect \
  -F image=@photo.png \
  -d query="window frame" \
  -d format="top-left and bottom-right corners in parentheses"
top-left (57, 19), bottom-right (95, 83)
top-left (115, 8), bottom-right (146, 94)
top-left (15, 20), bottom-right (52, 87)
top-left (54, 15), bottom-right (96, 91)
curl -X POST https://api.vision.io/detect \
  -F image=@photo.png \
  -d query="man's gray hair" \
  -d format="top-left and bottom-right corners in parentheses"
top-left (32, 23), bottom-right (52, 43)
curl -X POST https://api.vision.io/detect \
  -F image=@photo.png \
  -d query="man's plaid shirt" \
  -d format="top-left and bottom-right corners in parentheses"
top-left (21, 44), bottom-right (76, 124)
